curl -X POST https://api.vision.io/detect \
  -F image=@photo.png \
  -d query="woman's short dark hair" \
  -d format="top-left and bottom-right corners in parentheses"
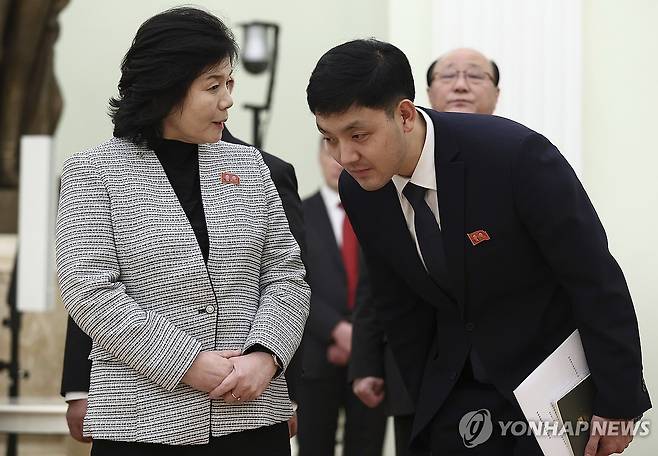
top-left (306, 39), bottom-right (415, 117)
top-left (109, 7), bottom-right (238, 147)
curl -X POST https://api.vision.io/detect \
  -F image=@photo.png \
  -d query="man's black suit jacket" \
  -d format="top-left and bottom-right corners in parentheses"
top-left (303, 190), bottom-right (402, 414)
top-left (60, 127), bottom-right (306, 400)
top-left (301, 191), bottom-right (356, 378)
top-left (339, 108), bottom-right (651, 443)
top-left (348, 277), bottom-right (414, 416)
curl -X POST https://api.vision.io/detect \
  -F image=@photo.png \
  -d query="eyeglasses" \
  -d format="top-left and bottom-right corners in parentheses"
top-left (432, 69), bottom-right (494, 86)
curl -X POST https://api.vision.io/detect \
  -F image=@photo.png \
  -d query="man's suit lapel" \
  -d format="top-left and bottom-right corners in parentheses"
top-left (308, 192), bottom-right (344, 273)
top-left (430, 110), bottom-right (466, 314)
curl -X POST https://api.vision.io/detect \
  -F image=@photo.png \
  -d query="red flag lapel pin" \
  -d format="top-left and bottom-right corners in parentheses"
top-left (221, 172), bottom-right (240, 185)
top-left (467, 230), bottom-right (491, 246)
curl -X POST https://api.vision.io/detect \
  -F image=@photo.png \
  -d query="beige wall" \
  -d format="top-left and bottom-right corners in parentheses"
top-left (583, 1), bottom-right (658, 454)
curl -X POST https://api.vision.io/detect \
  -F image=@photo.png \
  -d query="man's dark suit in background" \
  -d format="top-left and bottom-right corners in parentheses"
top-left (349, 283), bottom-right (420, 456)
top-left (296, 188), bottom-right (386, 456)
top-left (60, 127), bottom-right (307, 438)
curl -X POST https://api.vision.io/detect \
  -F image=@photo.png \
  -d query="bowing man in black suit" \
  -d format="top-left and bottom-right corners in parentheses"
top-left (295, 142), bottom-right (387, 456)
top-left (306, 39), bottom-right (650, 455)
top-left (349, 47), bottom-right (501, 456)
top-left (60, 126), bottom-right (307, 442)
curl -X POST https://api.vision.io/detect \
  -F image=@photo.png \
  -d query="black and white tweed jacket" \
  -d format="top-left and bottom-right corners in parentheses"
top-left (55, 137), bottom-right (310, 445)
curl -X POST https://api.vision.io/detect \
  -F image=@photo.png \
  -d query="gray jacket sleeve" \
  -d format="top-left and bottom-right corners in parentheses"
top-left (56, 152), bottom-right (201, 391)
top-left (243, 148), bottom-right (310, 369)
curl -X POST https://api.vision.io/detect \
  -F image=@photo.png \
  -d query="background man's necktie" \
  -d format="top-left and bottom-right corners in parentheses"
top-left (340, 203), bottom-right (359, 310)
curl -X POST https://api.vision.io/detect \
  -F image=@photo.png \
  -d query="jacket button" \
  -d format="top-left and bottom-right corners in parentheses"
top-left (205, 305), bottom-right (215, 314)
top-left (449, 372), bottom-right (457, 381)
top-left (465, 322), bottom-right (475, 332)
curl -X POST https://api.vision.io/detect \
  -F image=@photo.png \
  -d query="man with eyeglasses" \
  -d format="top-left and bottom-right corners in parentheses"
top-left (349, 48), bottom-right (500, 456)
top-left (426, 48), bottom-right (500, 115)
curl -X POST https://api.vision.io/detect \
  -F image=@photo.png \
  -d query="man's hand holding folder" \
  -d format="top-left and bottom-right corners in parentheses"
top-left (584, 415), bottom-right (633, 456)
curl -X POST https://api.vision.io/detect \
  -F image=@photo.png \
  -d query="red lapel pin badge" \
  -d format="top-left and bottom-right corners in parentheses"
top-left (467, 230), bottom-right (491, 246)
top-left (221, 172), bottom-right (240, 185)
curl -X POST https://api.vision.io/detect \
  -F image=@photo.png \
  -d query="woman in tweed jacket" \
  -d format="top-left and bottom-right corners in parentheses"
top-left (55, 7), bottom-right (309, 455)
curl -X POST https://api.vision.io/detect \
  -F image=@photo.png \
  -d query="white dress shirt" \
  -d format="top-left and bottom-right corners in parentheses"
top-left (391, 109), bottom-right (440, 271)
top-left (65, 391), bottom-right (88, 402)
top-left (320, 184), bottom-right (344, 246)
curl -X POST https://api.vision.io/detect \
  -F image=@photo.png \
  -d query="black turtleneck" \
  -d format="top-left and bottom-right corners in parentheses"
top-left (153, 139), bottom-right (209, 263)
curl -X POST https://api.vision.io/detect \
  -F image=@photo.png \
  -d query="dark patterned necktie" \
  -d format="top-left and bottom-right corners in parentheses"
top-left (402, 182), bottom-right (448, 283)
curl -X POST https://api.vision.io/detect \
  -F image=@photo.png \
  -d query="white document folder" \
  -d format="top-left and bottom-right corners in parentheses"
top-left (513, 329), bottom-right (590, 456)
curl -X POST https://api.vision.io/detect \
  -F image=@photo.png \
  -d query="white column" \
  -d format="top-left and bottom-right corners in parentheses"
top-left (17, 135), bottom-right (56, 312)
top-left (430, 0), bottom-right (583, 174)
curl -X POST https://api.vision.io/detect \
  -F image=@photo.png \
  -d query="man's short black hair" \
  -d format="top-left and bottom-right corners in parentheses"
top-left (426, 58), bottom-right (500, 87)
top-left (307, 39), bottom-right (415, 116)
top-left (109, 7), bottom-right (238, 148)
